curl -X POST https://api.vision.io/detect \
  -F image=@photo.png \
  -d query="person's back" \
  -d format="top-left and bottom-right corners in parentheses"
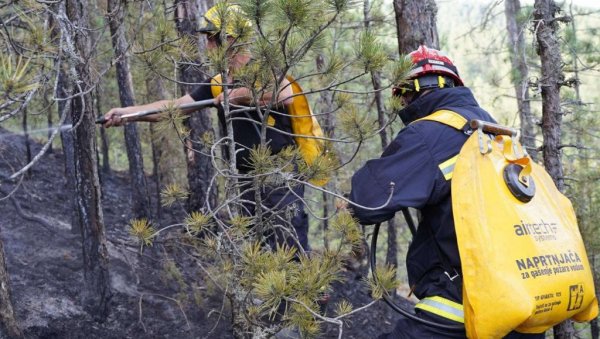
top-left (102, 4), bottom-right (310, 252)
top-left (349, 46), bottom-right (545, 338)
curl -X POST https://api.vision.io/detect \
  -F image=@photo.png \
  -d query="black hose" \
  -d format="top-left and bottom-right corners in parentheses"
top-left (401, 208), bottom-right (417, 237)
top-left (370, 221), bottom-right (465, 331)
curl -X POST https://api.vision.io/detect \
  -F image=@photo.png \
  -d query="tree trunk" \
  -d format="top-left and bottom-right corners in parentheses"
top-left (534, 1), bottom-right (572, 337)
top-left (0, 230), bottom-right (23, 338)
top-left (505, 0), bottom-right (537, 160)
top-left (22, 107), bottom-right (32, 166)
top-left (95, 86), bottom-right (111, 174)
top-left (107, 0), bottom-right (152, 220)
top-left (144, 76), bottom-right (170, 223)
top-left (315, 52), bottom-right (335, 250)
top-left (365, 0), bottom-right (398, 270)
top-left (534, 0), bottom-right (565, 192)
top-left (55, 60), bottom-right (80, 235)
top-left (65, 0), bottom-right (111, 320)
top-left (591, 255), bottom-right (600, 339)
top-left (45, 87), bottom-right (54, 155)
top-left (393, 0), bottom-right (439, 51)
top-left (175, 0), bottom-right (216, 213)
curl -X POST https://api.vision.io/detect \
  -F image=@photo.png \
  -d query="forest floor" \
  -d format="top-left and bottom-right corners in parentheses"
top-left (0, 127), bottom-right (408, 339)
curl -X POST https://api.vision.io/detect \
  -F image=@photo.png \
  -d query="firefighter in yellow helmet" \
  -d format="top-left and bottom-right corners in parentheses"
top-left (197, 3), bottom-right (252, 41)
top-left (102, 4), bottom-right (310, 251)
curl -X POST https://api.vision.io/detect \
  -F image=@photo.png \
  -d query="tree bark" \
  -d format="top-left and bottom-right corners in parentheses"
top-left (393, 0), bottom-right (439, 51)
top-left (55, 59), bottom-right (80, 235)
top-left (65, 0), bottom-right (111, 319)
top-left (175, 0), bottom-right (216, 213)
top-left (591, 255), bottom-right (599, 339)
top-left (0, 230), bottom-right (23, 338)
top-left (50, 14), bottom-right (77, 224)
top-left (95, 86), bottom-right (111, 174)
top-left (505, 0), bottom-right (537, 161)
top-left (144, 76), bottom-right (171, 223)
top-left (22, 107), bottom-right (32, 167)
top-left (45, 87), bottom-right (54, 155)
top-left (107, 0), bottom-right (152, 220)
top-left (365, 0), bottom-right (398, 271)
top-left (534, 0), bottom-right (565, 192)
top-left (316, 53), bottom-right (334, 251)
top-left (534, 1), bottom-right (572, 337)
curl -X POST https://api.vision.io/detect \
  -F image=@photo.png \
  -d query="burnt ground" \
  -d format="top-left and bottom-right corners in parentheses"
top-left (0, 127), bottom-right (407, 339)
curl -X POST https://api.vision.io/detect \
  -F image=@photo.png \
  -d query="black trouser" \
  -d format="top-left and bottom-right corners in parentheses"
top-left (239, 178), bottom-right (309, 251)
top-left (378, 310), bottom-right (546, 339)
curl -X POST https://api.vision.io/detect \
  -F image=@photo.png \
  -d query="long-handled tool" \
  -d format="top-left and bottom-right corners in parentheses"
top-left (94, 99), bottom-right (215, 124)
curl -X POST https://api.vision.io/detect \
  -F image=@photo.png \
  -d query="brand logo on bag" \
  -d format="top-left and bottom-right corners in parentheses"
top-left (513, 219), bottom-right (558, 242)
top-left (567, 284), bottom-right (584, 311)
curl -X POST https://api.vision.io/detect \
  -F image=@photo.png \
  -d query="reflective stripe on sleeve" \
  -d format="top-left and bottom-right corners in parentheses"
top-left (439, 155), bottom-right (458, 180)
top-left (415, 296), bottom-right (464, 323)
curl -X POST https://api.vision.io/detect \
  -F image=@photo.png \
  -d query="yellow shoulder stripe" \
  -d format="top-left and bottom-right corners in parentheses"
top-left (413, 109), bottom-right (467, 131)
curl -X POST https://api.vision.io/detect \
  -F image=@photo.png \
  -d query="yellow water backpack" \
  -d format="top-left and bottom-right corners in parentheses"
top-left (210, 74), bottom-right (328, 186)
top-left (419, 110), bottom-right (598, 338)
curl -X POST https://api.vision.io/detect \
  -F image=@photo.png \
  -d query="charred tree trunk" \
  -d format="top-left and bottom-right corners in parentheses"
top-left (51, 10), bottom-right (80, 235)
top-left (0, 230), bottom-right (23, 338)
top-left (175, 0), bottom-right (216, 213)
top-left (505, 0), bottom-right (537, 161)
top-left (107, 0), bottom-right (152, 220)
top-left (57, 67), bottom-right (80, 234)
top-left (393, 0), bottom-right (439, 51)
top-left (534, 1), bottom-right (572, 337)
top-left (65, 0), bottom-right (111, 319)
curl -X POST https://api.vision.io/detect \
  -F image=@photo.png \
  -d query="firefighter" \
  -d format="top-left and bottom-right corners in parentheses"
top-left (103, 4), bottom-right (309, 251)
top-left (349, 46), bottom-right (545, 338)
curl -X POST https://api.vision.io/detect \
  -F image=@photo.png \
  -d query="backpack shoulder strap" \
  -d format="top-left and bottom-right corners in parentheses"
top-left (413, 109), bottom-right (468, 131)
top-left (210, 74), bottom-right (223, 98)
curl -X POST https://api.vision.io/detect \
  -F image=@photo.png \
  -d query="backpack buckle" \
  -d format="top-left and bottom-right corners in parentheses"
top-left (445, 270), bottom-right (460, 281)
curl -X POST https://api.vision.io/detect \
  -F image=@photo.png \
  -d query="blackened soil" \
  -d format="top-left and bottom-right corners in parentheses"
top-left (0, 128), bottom-right (406, 339)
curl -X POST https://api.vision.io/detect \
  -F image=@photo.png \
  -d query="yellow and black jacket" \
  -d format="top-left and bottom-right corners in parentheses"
top-left (350, 87), bottom-right (495, 313)
top-left (190, 77), bottom-right (295, 173)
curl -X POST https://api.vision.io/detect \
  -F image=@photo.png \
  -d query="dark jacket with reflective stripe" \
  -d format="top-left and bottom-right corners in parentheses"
top-left (350, 87), bottom-right (495, 303)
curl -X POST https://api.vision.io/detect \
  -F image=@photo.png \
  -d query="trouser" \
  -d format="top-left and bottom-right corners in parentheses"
top-left (377, 309), bottom-right (546, 339)
top-left (239, 178), bottom-right (309, 251)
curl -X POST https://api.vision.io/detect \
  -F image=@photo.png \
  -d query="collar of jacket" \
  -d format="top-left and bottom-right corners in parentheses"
top-left (397, 87), bottom-right (479, 125)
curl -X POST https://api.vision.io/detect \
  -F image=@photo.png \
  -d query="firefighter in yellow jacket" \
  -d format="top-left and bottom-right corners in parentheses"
top-left (103, 4), bottom-right (310, 251)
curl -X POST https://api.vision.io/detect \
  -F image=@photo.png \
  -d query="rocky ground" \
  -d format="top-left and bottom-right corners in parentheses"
top-left (0, 127), bottom-right (407, 338)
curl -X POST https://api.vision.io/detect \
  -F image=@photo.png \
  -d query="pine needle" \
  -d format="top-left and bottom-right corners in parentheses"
top-left (161, 183), bottom-right (189, 207)
top-left (356, 31), bottom-right (387, 72)
top-left (129, 219), bottom-right (156, 247)
top-left (335, 299), bottom-right (353, 317)
top-left (366, 264), bottom-right (400, 300)
top-left (184, 211), bottom-right (212, 236)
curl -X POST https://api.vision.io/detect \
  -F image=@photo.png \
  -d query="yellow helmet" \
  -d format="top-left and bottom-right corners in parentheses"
top-left (198, 3), bottom-right (252, 39)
